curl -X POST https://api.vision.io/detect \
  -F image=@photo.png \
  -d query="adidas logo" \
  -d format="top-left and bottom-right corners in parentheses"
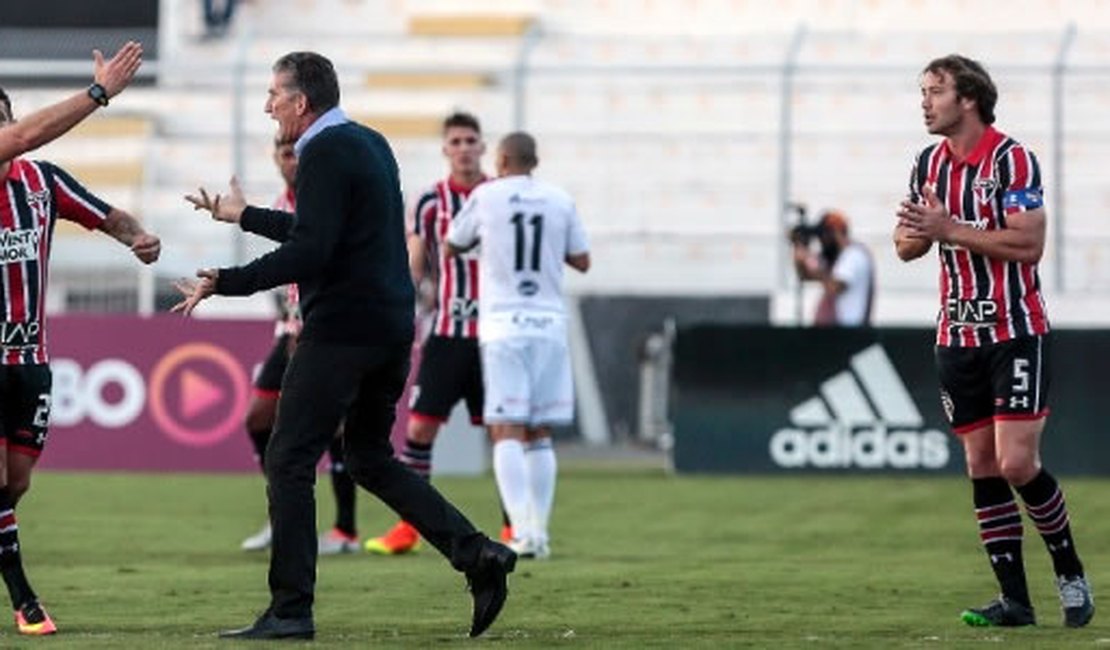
top-left (769, 344), bottom-right (950, 469)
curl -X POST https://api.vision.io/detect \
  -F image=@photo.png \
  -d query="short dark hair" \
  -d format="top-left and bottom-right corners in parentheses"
top-left (923, 54), bottom-right (997, 125)
top-left (442, 111), bottom-right (481, 135)
top-left (272, 52), bottom-right (340, 114)
top-left (499, 132), bottom-right (538, 169)
top-left (0, 87), bottom-right (11, 121)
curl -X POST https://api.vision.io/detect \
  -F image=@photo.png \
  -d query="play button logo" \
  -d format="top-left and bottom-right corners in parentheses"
top-left (149, 343), bottom-right (250, 448)
top-left (180, 369), bottom-right (225, 419)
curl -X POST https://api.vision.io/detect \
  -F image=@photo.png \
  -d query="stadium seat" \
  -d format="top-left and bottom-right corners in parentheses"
top-left (365, 71), bottom-right (495, 90)
top-left (350, 114), bottom-right (444, 139)
top-left (407, 14), bottom-right (536, 37)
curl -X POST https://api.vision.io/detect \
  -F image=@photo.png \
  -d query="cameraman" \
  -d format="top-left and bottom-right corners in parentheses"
top-left (791, 210), bottom-right (875, 327)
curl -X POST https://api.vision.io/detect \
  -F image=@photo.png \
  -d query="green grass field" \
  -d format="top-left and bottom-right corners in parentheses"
top-left (10, 467), bottom-right (1110, 648)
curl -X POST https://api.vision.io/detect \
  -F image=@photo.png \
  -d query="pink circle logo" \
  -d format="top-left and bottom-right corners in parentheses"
top-left (148, 343), bottom-right (250, 448)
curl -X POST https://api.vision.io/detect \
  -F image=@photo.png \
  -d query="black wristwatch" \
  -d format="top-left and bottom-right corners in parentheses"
top-left (87, 83), bottom-right (109, 107)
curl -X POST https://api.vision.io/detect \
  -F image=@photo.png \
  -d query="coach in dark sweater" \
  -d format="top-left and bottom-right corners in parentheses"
top-left (222, 120), bottom-right (414, 345)
top-left (176, 51), bottom-right (515, 641)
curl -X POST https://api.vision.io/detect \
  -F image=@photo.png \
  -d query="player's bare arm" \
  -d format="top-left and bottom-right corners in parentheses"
top-left (171, 269), bottom-right (219, 316)
top-left (185, 176), bottom-right (247, 224)
top-left (900, 185), bottom-right (1044, 264)
top-left (407, 232), bottom-right (439, 310)
top-left (939, 208), bottom-right (1045, 264)
top-left (566, 252), bottom-right (590, 273)
top-left (0, 41), bottom-right (143, 162)
top-left (99, 209), bottom-right (161, 263)
top-left (407, 232), bottom-right (427, 282)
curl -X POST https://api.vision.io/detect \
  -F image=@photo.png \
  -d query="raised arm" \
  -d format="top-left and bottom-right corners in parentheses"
top-left (0, 42), bottom-right (143, 161)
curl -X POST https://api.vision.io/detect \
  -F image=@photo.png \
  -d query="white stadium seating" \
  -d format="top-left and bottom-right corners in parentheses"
top-left (8, 0), bottom-right (1109, 321)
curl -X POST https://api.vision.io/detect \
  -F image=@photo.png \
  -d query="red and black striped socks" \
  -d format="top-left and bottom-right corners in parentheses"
top-left (972, 476), bottom-right (1030, 607)
top-left (1015, 469), bottom-right (1084, 579)
top-left (0, 489), bottom-right (35, 610)
top-left (401, 439), bottom-right (433, 481)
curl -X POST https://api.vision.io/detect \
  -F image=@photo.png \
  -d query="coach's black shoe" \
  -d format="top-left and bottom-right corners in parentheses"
top-left (1057, 575), bottom-right (1095, 628)
top-left (960, 596), bottom-right (1036, 627)
top-left (218, 609), bottom-right (315, 640)
top-left (466, 539), bottom-right (517, 637)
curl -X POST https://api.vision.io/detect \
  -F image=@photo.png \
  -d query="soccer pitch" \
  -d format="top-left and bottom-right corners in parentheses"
top-left (14, 468), bottom-right (1110, 648)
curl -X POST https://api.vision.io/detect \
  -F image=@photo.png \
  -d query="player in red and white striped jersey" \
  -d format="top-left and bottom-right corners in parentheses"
top-left (895, 55), bottom-right (1093, 629)
top-left (0, 87), bottom-right (160, 635)
top-left (365, 112), bottom-right (506, 555)
top-left (906, 134), bottom-right (1047, 347)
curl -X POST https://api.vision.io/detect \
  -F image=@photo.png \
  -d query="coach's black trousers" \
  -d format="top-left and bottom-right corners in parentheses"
top-left (265, 340), bottom-right (486, 619)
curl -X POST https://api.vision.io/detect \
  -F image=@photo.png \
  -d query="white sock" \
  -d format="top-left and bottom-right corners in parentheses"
top-left (492, 439), bottom-right (532, 540)
top-left (524, 438), bottom-right (557, 544)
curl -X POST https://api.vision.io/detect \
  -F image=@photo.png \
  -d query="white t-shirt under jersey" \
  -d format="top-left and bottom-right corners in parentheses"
top-left (447, 174), bottom-right (590, 341)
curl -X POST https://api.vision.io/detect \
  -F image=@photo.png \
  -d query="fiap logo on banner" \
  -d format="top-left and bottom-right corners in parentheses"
top-left (769, 344), bottom-right (951, 470)
top-left (51, 342), bottom-right (251, 448)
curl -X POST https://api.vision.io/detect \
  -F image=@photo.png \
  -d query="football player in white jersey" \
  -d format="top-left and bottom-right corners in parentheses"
top-left (446, 132), bottom-right (590, 559)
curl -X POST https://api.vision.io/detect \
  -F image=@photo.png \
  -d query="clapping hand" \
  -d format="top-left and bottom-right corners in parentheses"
top-left (897, 185), bottom-right (951, 242)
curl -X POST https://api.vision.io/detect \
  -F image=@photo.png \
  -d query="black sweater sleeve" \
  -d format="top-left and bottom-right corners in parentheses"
top-left (240, 206), bottom-right (294, 243)
top-left (216, 141), bottom-right (348, 296)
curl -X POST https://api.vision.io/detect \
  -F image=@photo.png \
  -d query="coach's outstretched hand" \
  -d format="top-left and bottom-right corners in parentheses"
top-left (172, 269), bottom-right (219, 316)
top-left (94, 41), bottom-right (144, 99)
top-left (185, 176), bottom-right (246, 224)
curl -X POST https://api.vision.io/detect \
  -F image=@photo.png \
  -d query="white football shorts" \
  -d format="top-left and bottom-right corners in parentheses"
top-left (481, 336), bottom-right (574, 426)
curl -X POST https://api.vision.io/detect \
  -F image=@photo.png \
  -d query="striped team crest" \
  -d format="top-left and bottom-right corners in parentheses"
top-left (909, 126), bottom-right (1049, 348)
top-left (25, 189), bottom-right (51, 222)
top-left (972, 177), bottom-right (998, 205)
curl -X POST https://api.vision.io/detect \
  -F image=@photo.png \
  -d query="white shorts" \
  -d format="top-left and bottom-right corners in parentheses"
top-left (481, 337), bottom-right (574, 426)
